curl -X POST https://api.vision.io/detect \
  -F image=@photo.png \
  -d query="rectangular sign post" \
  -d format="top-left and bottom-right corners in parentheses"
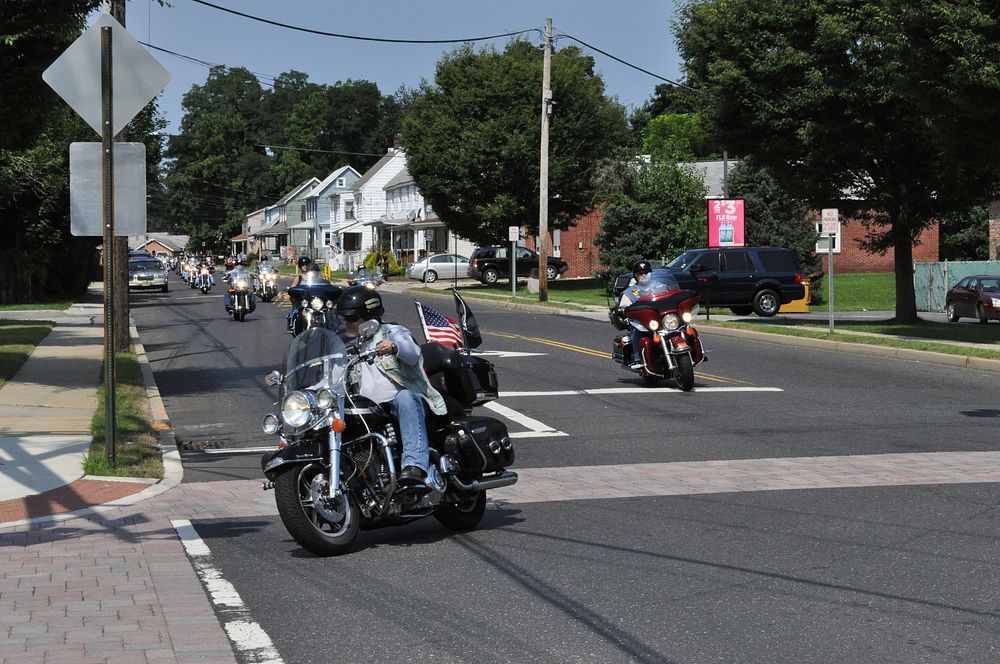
top-left (821, 209), bottom-right (839, 334)
top-left (508, 225), bottom-right (519, 296)
top-left (100, 26), bottom-right (117, 467)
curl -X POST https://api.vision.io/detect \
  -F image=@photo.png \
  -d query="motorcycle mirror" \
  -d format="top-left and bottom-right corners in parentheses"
top-left (264, 370), bottom-right (283, 386)
top-left (357, 319), bottom-right (379, 341)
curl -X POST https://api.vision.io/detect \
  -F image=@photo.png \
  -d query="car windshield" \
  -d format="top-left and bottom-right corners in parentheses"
top-left (129, 261), bottom-right (160, 271)
top-left (283, 327), bottom-right (350, 394)
top-left (666, 252), bottom-right (699, 270)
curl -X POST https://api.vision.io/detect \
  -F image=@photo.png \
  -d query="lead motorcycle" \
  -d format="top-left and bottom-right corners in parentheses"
top-left (260, 320), bottom-right (515, 555)
top-left (287, 271), bottom-right (344, 336)
top-left (609, 271), bottom-right (706, 391)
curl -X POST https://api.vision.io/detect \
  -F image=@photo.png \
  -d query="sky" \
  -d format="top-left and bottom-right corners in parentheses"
top-left (95, 0), bottom-right (685, 136)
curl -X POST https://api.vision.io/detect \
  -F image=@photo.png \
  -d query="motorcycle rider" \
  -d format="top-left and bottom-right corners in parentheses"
top-left (287, 256), bottom-right (321, 332)
top-left (289, 255), bottom-right (312, 288)
top-left (224, 260), bottom-right (257, 314)
top-left (336, 285), bottom-right (447, 489)
top-left (619, 260), bottom-right (661, 370)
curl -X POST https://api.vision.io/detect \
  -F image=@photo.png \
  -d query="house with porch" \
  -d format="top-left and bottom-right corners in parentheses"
top-left (253, 177), bottom-right (320, 262)
top-left (294, 165), bottom-right (363, 267)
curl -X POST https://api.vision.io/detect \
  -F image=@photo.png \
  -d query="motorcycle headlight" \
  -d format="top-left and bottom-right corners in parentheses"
top-left (310, 296), bottom-right (324, 311)
top-left (364, 281), bottom-right (376, 290)
top-left (315, 388), bottom-right (335, 410)
top-left (648, 319), bottom-right (660, 331)
top-left (262, 413), bottom-right (280, 435)
top-left (992, 297), bottom-right (1000, 308)
top-left (281, 390), bottom-right (314, 428)
top-left (235, 280), bottom-right (247, 289)
top-left (662, 313), bottom-right (681, 331)
top-left (681, 311), bottom-right (693, 323)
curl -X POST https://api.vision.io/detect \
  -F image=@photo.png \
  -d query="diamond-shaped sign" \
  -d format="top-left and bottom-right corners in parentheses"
top-left (42, 13), bottom-right (170, 137)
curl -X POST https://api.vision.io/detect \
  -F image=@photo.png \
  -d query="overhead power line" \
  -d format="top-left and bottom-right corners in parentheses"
top-left (257, 144), bottom-right (388, 158)
top-left (555, 31), bottom-right (699, 92)
top-left (190, 0), bottom-right (539, 44)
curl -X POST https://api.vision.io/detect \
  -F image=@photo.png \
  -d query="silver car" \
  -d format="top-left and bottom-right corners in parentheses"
top-left (406, 253), bottom-right (471, 283)
top-left (128, 258), bottom-right (169, 292)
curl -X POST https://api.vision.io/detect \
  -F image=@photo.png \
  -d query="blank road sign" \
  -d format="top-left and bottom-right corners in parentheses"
top-left (69, 142), bottom-right (146, 237)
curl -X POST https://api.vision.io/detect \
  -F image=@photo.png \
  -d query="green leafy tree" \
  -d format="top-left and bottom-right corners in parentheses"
top-left (675, 0), bottom-right (1000, 322)
top-left (401, 40), bottom-right (630, 246)
top-left (939, 203), bottom-right (990, 261)
top-left (727, 157), bottom-right (820, 276)
top-left (593, 155), bottom-right (707, 280)
top-left (642, 113), bottom-right (717, 161)
top-left (629, 82), bottom-right (702, 141)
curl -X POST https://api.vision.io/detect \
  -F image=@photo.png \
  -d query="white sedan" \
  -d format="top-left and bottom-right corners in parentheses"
top-left (406, 254), bottom-right (471, 283)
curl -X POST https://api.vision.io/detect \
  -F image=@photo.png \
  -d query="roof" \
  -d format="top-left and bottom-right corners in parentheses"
top-left (307, 165), bottom-right (361, 198)
top-left (383, 167), bottom-right (413, 190)
top-left (684, 160), bottom-right (736, 199)
top-left (230, 232), bottom-right (247, 241)
top-left (135, 233), bottom-right (189, 252)
top-left (276, 177), bottom-right (321, 205)
top-left (287, 220), bottom-right (314, 231)
top-left (351, 149), bottom-right (401, 192)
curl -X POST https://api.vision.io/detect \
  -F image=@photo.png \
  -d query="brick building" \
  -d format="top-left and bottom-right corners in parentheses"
top-left (819, 214), bottom-right (940, 273)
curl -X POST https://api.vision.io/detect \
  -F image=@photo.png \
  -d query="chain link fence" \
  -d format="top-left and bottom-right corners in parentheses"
top-left (915, 260), bottom-right (1000, 311)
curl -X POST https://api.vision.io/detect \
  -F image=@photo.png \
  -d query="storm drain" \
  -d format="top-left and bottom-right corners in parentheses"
top-left (176, 439), bottom-right (234, 452)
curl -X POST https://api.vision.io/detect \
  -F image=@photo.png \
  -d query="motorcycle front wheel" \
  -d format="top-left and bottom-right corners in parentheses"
top-left (673, 353), bottom-right (695, 391)
top-left (434, 491), bottom-right (486, 531)
top-left (274, 463), bottom-right (359, 556)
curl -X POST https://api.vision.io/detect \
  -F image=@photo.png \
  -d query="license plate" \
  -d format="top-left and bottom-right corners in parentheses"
top-left (140, 280), bottom-right (151, 286)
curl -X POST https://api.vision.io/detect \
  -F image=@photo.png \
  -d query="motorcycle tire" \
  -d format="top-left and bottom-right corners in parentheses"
top-left (236, 310), bottom-right (246, 322)
top-left (673, 353), bottom-right (695, 391)
top-left (274, 463), bottom-right (359, 556)
top-left (434, 491), bottom-right (486, 531)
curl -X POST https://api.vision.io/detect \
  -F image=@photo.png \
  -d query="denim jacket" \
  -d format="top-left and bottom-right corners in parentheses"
top-left (349, 323), bottom-right (447, 415)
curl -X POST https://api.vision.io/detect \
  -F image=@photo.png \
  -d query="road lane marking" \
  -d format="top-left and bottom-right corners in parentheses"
top-left (488, 331), bottom-right (746, 384)
top-left (499, 386), bottom-right (782, 397)
top-left (172, 519), bottom-right (284, 664)
top-left (482, 401), bottom-right (567, 437)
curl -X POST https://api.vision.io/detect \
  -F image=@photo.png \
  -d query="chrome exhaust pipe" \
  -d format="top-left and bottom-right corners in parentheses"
top-left (448, 471), bottom-right (518, 493)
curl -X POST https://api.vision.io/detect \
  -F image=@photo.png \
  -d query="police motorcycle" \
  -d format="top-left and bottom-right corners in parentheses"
top-left (225, 266), bottom-right (256, 321)
top-left (287, 270), bottom-right (344, 336)
top-left (255, 262), bottom-right (279, 302)
top-left (609, 267), bottom-right (706, 391)
top-left (260, 292), bottom-right (514, 556)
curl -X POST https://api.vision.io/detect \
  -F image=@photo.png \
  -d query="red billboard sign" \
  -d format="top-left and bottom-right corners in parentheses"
top-left (707, 199), bottom-right (745, 248)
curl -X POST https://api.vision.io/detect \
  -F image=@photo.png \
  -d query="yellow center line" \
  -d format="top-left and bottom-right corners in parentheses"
top-left (487, 331), bottom-right (746, 385)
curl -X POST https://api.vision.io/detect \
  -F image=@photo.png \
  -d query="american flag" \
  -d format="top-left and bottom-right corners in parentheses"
top-left (415, 301), bottom-right (464, 349)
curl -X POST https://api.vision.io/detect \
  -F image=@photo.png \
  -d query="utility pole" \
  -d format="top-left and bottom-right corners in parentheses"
top-left (106, 0), bottom-right (130, 354)
top-left (537, 17), bottom-right (552, 302)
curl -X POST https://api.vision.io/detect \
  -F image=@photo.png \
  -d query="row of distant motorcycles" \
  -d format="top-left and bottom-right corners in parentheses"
top-left (175, 259), bottom-right (280, 322)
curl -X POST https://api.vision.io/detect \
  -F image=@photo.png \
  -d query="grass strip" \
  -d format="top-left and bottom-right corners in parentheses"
top-left (0, 301), bottom-right (74, 311)
top-left (0, 320), bottom-right (55, 389)
top-left (702, 321), bottom-right (1000, 360)
top-left (86, 349), bottom-right (164, 478)
top-left (410, 286), bottom-right (596, 312)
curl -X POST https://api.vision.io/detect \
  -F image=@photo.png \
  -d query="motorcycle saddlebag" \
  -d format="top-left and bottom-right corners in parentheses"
top-left (612, 333), bottom-right (632, 365)
top-left (436, 416), bottom-right (513, 474)
top-left (422, 345), bottom-right (499, 408)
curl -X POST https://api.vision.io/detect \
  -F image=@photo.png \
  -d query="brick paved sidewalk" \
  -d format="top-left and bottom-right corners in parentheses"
top-left (4, 450), bottom-right (1000, 663)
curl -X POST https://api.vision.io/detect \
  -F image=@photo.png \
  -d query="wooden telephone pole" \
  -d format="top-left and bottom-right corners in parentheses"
top-left (537, 18), bottom-right (552, 302)
top-left (105, 0), bottom-right (130, 354)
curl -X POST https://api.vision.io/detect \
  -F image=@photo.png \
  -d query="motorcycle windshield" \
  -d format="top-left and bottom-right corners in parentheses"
top-left (284, 327), bottom-right (350, 393)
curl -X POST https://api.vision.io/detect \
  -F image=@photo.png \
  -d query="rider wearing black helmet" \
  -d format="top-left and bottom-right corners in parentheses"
top-left (290, 256), bottom-right (312, 288)
top-left (337, 285), bottom-right (446, 489)
top-left (619, 260), bottom-right (659, 369)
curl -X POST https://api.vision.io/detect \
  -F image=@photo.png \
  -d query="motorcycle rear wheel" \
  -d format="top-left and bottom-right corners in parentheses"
top-left (274, 463), bottom-right (359, 556)
top-left (434, 491), bottom-right (486, 531)
top-left (673, 353), bottom-right (695, 391)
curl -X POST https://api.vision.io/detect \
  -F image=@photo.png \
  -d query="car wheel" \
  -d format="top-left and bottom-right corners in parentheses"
top-left (729, 306), bottom-right (753, 316)
top-left (945, 302), bottom-right (959, 322)
top-left (546, 265), bottom-right (558, 281)
top-left (482, 268), bottom-right (500, 285)
top-left (977, 304), bottom-right (988, 324)
top-left (752, 289), bottom-right (780, 317)
top-left (424, 270), bottom-right (438, 284)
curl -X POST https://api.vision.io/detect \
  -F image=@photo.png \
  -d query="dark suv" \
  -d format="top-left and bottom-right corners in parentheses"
top-left (662, 247), bottom-right (805, 317)
top-left (468, 246), bottom-right (569, 284)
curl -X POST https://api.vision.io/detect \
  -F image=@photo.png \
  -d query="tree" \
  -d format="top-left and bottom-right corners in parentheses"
top-left (939, 203), bottom-right (991, 261)
top-left (642, 113), bottom-right (717, 161)
top-left (629, 82), bottom-right (702, 140)
top-left (727, 157), bottom-right (820, 277)
top-left (401, 40), bottom-right (629, 246)
top-left (675, 0), bottom-right (1000, 322)
top-left (593, 154), bottom-right (707, 280)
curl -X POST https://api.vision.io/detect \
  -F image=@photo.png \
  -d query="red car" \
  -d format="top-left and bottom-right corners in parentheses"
top-left (945, 275), bottom-right (1000, 323)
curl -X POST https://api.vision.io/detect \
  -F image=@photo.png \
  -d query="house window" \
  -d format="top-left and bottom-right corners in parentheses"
top-left (306, 199), bottom-right (316, 220)
top-left (343, 232), bottom-right (362, 251)
top-left (336, 178), bottom-right (345, 188)
top-left (345, 201), bottom-right (354, 219)
top-left (324, 231), bottom-right (332, 247)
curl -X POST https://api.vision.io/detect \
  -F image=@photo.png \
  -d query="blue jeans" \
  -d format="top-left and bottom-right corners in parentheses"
top-left (630, 325), bottom-right (644, 366)
top-left (384, 390), bottom-right (429, 473)
top-left (224, 290), bottom-right (256, 310)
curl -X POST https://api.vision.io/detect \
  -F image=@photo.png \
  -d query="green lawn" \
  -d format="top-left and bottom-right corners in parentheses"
top-left (0, 301), bottom-right (73, 311)
top-left (454, 278), bottom-right (613, 308)
top-left (0, 320), bottom-right (55, 389)
top-left (816, 272), bottom-right (896, 311)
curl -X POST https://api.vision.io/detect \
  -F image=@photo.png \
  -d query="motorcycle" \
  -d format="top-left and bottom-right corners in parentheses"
top-left (609, 272), bottom-right (706, 391)
top-left (256, 265), bottom-right (279, 302)
top-left (259, 320), bottom-right (515, 555)
top-left (347, 268), bottom-right (384, 290)
top-left (288, 272), bottom-right (344, 336)
top-left (227, 270), bottom-right (256, 322)
top-left (194, 266), bottom-right (214, 293)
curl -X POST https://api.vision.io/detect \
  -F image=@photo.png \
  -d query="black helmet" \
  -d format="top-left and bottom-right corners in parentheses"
top-left (336, 285), bottom-right (384, 321)
top-left (297, 256), bottom-right (312, 269)
top-left (632, 260), bottom-right (653, 276)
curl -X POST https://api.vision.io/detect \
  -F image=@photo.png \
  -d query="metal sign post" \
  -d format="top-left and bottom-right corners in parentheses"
top-left (100, 26), bottom-right (117, 466)
top-left (821, 209), bottom-right (839, 335)
top-left (508, 225), bottom-right (519, 297)
top-left (827, 233), bottom-right (835, 334)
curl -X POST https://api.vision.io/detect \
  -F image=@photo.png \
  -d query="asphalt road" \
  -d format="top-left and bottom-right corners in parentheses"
top-left (131, 273), bottom-right (1000, 663)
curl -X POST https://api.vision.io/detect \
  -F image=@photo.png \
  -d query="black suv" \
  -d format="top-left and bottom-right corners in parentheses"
top-left (468, 246), bottom-right (569, 284)
top-left (661, 247), bottom-right (805, 316)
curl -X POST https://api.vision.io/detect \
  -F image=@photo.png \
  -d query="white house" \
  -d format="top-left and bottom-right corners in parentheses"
top-left (299, 165), bottom-right (362, 268)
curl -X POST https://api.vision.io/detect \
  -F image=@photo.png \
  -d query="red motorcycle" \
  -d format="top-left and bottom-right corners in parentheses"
top-left (609, 274), bottom-right (706, 390)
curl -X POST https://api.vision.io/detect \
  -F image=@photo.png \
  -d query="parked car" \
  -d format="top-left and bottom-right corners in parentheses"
top-left (945, 275), bottom-right (1000, 323)
top-left (662, 246), bottom-right (805, 317)
top-left (128, 257), bottom-right (169, 293)
top-left (467, 246), bottom-right (569, 284)
top-left (406, 253), bottom-right (471, 283)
